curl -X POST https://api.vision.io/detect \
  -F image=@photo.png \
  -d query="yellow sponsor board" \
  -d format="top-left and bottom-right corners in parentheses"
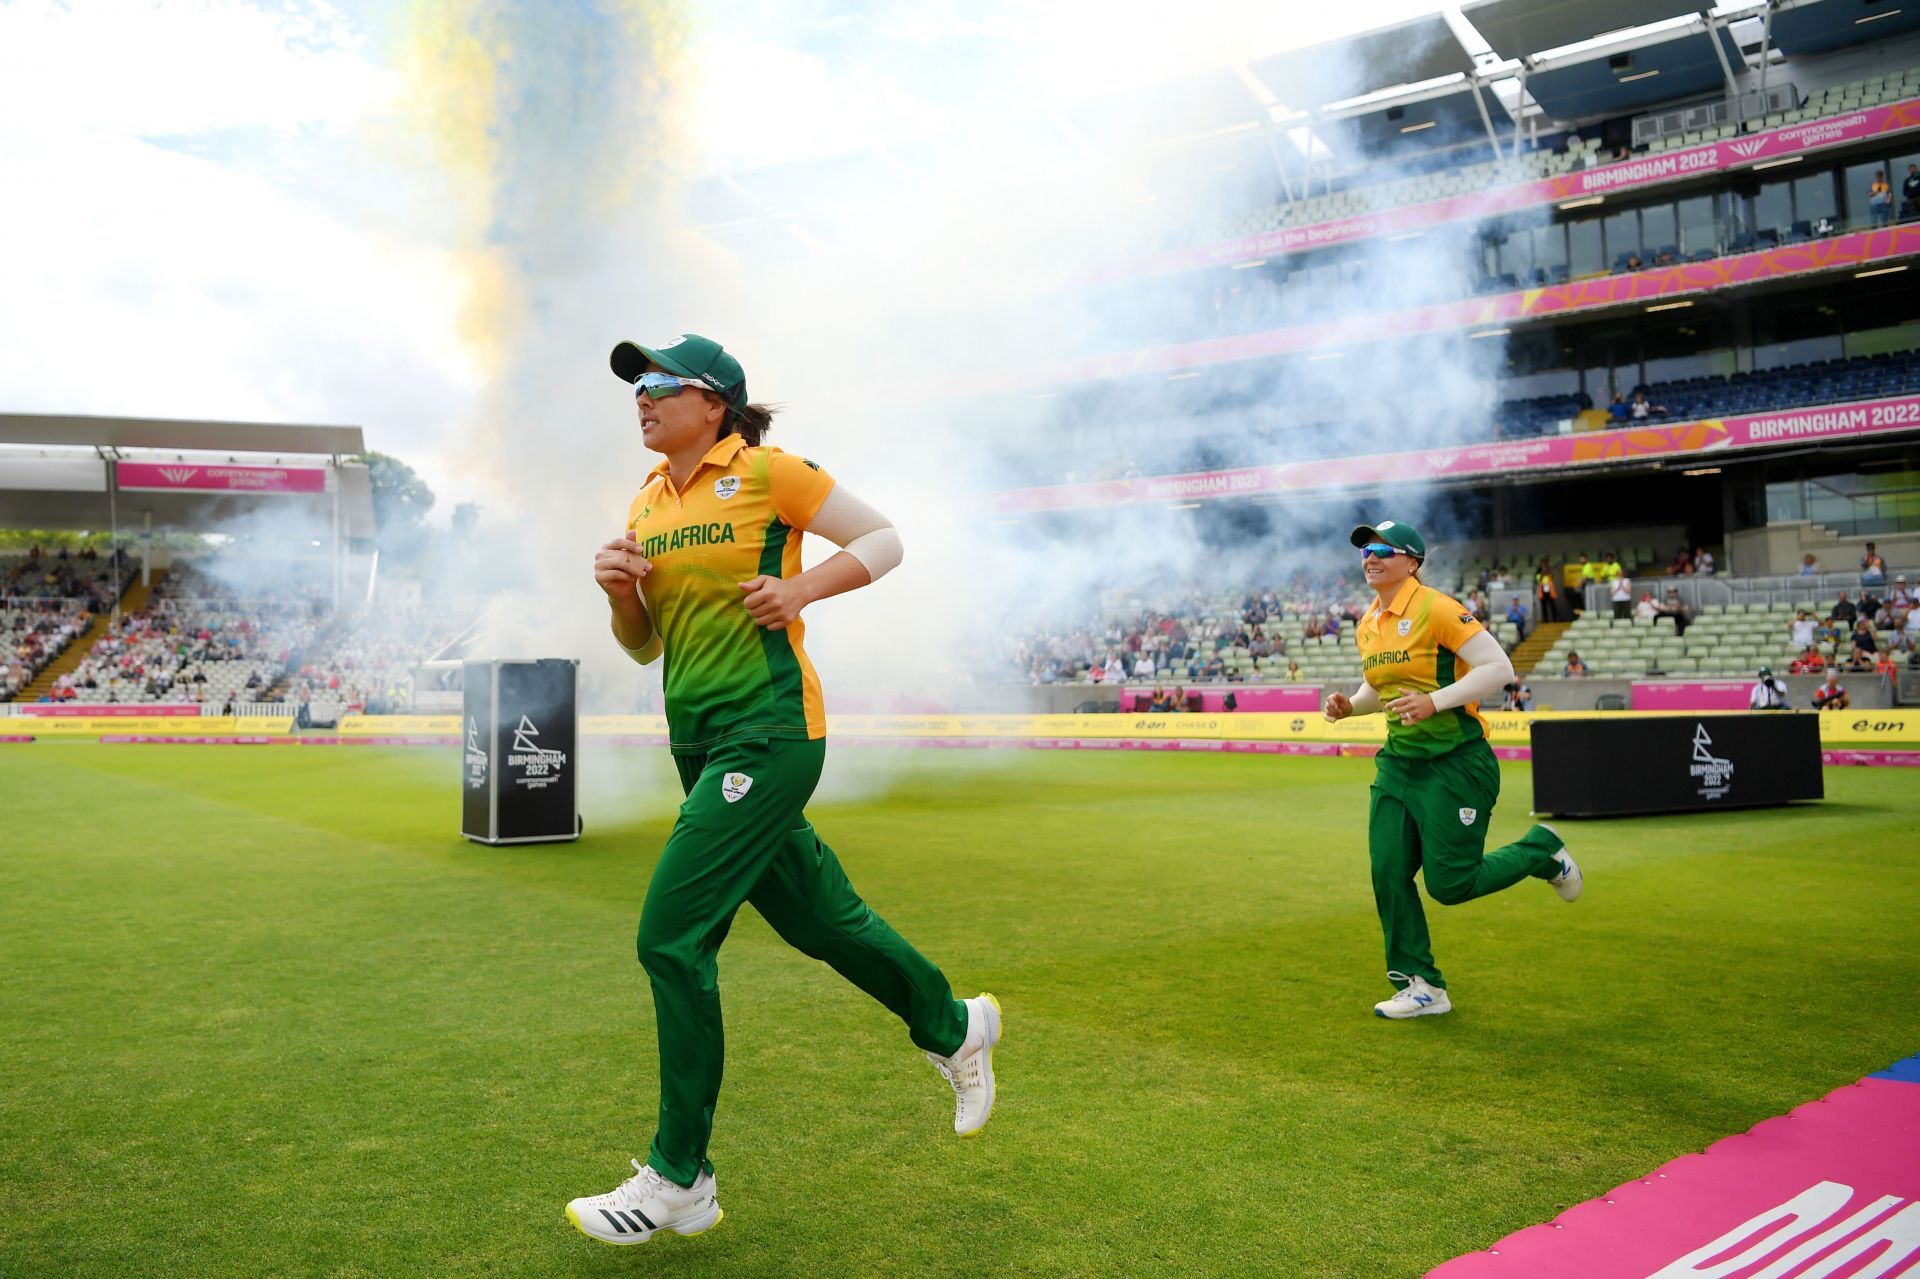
top-left (15, 715), bottom-right (292, 735)
top-left (1816, 708), bottom-right (1920, 744)
top-left (15, 709), bottom-right (1912, 747)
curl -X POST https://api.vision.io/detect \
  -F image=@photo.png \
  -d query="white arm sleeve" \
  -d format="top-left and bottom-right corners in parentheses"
top-left (1429, 630), bottom-right (1516, 711)
top-left (807, 484), bottom-right (903, 582)
top-left (1346, 681), bottom-right (1383, 715)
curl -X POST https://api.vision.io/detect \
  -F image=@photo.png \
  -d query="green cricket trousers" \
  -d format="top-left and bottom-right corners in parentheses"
top-left (1368, 739), bottom-right (1563, 991)
top-left (636, 734), bottom-right (969, 1187)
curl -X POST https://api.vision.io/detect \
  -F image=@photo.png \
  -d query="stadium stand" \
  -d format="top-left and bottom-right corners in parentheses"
top-left (30, 557), bottom-right (474, 715)
top-left (1181, 64), bottom-right (1920, 251)
top-left (1495, 349), bottom-right (1920, 439)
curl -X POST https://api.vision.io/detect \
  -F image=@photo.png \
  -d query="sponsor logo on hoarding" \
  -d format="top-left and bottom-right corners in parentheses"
top-left (1644, 1179), bottom-right (1920, 1279)
top-left (159, 466), bottom-right (198, 483)
top-left (1727, 137), bottom-right (1768, 159)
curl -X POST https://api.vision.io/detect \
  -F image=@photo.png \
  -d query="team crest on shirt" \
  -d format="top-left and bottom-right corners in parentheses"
top-left (1458, 807), bottom-right (1477, 826)
top-left (1458, 613), bottom-right (1475, 624)
top-left (721, 772), bottom-right (753, 803)
top-left (1397, 619), bottom-right (1412, 636)
top-left (714, 476), bottom-right (740, 500)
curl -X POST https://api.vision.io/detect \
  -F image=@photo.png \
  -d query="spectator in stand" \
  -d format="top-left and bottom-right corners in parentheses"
top-left (1629, 391), bottom-right (1667, 420)
top-left (1625, 253), bottom-right (1643, 271)
top-left (1789, 646), bottom-right (1826, 675)
top-left (1750, 666), bottom-right (1790, 710)
top-left (1147, 687), bottom-right (1173, 712)
top-left (1874, 649), bottom-right (1898, 679)
top-left (1609, 393), bottom-right (1631, 422)
top-left (1891, 575), bottom-right (1913, 609)
top-left (1789, 609), bottom-right (1817, 650)
top-left (1692, 546), bottom-right (1715, 575)
top-left (1832, 590), bottom-right (1858, 627)
top-left (1563, 650), bottom-right (1588, 678)
top-left (1851, 615), bottom-right (1881, 661)
top-left (1610, 572), bottom-right (1633, 620)
top-left (1868, 172), bottom-right (1893, 228)
top-left (1668, 544), bottom-right (1694, 576)
top-left (1505, 595), bottom-right (1529, 642)
top-left (1658, 588), bottom-right (1694, 638)
top-left (1845, 644), bottom-right (1877, 674)
top-left (1798, 553), bottom-right (1819, 577)
top-left (1284, 659), bottom-right (1303, 683)
top-left (1169, 685), bottom-right (1187, 713)
top-left (1903, 164), bottom-right (1920, 219)
top-left (1635, 591), bottom-right (1660, 622)
top-left (1502, 680), bottom-right (1532, 711)
top-left (1812, 670), bottom-right (1849, 710)
top-left (1861, 543), bottom-right (1888, 588)
top-left (1536, 560), bottom-right (1563, 624)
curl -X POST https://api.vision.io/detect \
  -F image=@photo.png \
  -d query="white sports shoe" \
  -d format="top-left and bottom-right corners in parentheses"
top-left (1374, 972), bottom-right (1451, 1019)
top-left (927, 993), bottom-right (1001, 1136)
top-left (565, 1159), bottom-right (722, 1245)
top-left (1542, 826), bottom-right (1583, 902)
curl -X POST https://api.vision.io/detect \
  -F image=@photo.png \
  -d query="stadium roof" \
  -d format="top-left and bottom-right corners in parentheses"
top-left (1768, 0), bottom-right (1920, 55)
top-left (1459, 0), bottom-right (1718, 63)
top-left (1245, 13), bottom-right (1481, 108)
top-left (0, 414), bottom-right (374, 537)
top-left (1520, 15), bottom-right (1745, 120)
top-left (0, 413), bottom-right (365, 457)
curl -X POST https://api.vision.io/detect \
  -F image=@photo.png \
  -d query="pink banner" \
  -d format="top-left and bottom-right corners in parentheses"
top-left (1118, 98), bottom-right (1920, 281)
top-left (16, 703), bottom-right (203, 717)
top-left (1044, 227), bottom-right (1920, 386)
top-left (117, 462), bottom-right (326, 494)
top-left (1633, 681), bottom-right (1756, 711)
top-left (1431, 1057), bottom-right (1920, 1279)
top-left (991, 394), bottom-right (1920, 513)
top-left (1823, 750), bottom-right (1920, 767)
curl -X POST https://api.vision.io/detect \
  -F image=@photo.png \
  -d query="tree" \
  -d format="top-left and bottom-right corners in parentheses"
top-left (360, 451), bottom-right (436, 570)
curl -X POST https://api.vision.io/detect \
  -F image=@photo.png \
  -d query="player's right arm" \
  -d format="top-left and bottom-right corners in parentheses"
top-left (1324, 681), bottom-right (1383, 722)
top-left (595, 532), bottom-right (661, 664)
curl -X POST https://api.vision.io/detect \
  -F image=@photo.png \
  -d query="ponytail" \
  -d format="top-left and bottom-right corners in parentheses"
top-left (728, 401), bottom-right (778, 447)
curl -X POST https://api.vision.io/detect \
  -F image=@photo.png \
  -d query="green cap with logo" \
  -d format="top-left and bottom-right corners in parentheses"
top-left (610, 333), bottom-right (748, 406)
top-left (1350, 519), bottom-right (1427, 560)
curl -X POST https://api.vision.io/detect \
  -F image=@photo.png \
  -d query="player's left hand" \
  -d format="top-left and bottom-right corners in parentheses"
top-left (739, 575), bottom-right (809, 630)
top-left (1388, 691), bottom-right (1436, 725)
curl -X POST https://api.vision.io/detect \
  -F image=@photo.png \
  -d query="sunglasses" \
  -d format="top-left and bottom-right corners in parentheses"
top-left (1360, 543), bottom-right (1403, 560)
top-left (633, 372), bottom-right (711, 399)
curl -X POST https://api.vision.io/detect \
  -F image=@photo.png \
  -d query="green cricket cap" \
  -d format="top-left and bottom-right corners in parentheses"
top-left (610, 333), bottom-right (748, 405)
top-left (1350, 519), bottom-right (1427, 560)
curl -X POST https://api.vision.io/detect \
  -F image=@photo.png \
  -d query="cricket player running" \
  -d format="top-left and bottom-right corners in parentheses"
top-left (1323, 520), bottom-right (1583, 1019)
top-left (567, 333), bottom-right (1000, 1244)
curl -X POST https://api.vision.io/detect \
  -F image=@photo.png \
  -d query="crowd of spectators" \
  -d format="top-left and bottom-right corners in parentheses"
top-left (1783, 576), bottom-right (1920, 676)
top-left (1008, 574), bottom-right (1374, 686)
top-left (0, 546), bottom-right (131, 699)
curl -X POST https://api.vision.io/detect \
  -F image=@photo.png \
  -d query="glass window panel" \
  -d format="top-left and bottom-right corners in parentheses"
top-left (1641, 203), bottom-right (1677, 256)
top-left (1530, 222), bottom-right (1568, 274)
top-left (1845, 158), bottom-right (1894, 226)
top-left (1678, 194), bottom-right (1719, 256)
top-left (1604, 208), bottom-right (1640, 264)
top-left (1892, 149), bottom-right (1920, 219)
top-left (1568, 215), bottom-right (1603, 276)
top-left (1793, 172), bottom-right (1838, 227)
top-left (1754, 179), bottom-right (1793, 235)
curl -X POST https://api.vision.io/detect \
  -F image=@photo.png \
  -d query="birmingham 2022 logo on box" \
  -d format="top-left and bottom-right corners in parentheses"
top-left (465, 717), bottom-right (488, 791)
top-left (507, 715), bottom-right (567, 790)
top-left (1690, 723), bottom-right (1734, 801)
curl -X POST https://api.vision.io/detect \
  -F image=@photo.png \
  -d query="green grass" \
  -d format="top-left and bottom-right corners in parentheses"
top-left (1, 744), bottom-right (1914, 1279)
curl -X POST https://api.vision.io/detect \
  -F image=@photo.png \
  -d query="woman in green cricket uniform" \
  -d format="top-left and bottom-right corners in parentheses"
top-left (1323, 519), bottom-right (1583, 1020)
top-left (564, 334), bottom-right (1001, 1246)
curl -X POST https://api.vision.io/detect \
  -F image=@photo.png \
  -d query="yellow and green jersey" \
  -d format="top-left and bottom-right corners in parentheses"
top-left (626, 433), bottom-right (835, 755)
top-left (1354, 577), bottom-right (1492, 760)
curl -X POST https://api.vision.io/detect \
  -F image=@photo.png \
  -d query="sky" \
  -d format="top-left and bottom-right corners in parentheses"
top-left (0, 0), bottom-right (1457, 518)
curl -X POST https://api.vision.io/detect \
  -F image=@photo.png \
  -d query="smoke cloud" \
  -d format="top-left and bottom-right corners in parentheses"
top-left (373, 0), bottom-right (1501, 805)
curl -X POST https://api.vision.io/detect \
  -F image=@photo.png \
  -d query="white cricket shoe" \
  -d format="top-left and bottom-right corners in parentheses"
top-left (1374, 972), bottom-right (1451, 1019)
top-left (565, 1159), bottom-right (722, 1245)
top-left (1542, 827), bottom-right (1583, 902)
top-left (927, 993), bottom-right (1001, 1136)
